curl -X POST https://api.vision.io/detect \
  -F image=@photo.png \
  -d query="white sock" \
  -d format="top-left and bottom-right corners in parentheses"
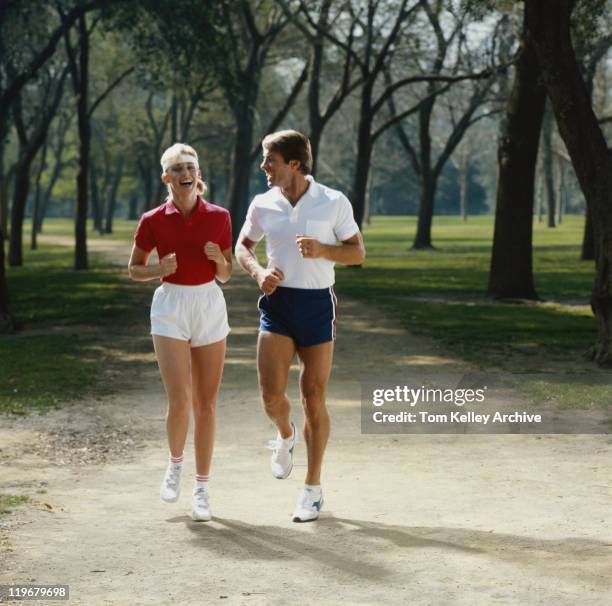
top-left (169, 453), bottom-right (183, 467)
top-left (195, 474), bottom-right (209, 490)
top-left (305, 484), bottom-right (321, 493)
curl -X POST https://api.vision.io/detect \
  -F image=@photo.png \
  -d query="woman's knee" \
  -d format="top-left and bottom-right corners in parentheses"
top-left (193, 398), bottom-right (216, 419)
top-left (166, 389), bottom-right (191, 414)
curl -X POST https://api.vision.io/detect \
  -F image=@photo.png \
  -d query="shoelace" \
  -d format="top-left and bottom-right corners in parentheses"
top-left (267, 438), bottom-right (286, 452)
top-left (266, 431), bottom-right (296, 452)
top-left (165, 465), bottom-right (181, 488)
top-left (299, 490), bottom-right (321, 509)
top-left (193, 487), bottom-right (209, 505)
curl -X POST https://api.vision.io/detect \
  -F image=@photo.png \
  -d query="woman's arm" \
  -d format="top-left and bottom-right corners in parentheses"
top-left (204, 242), bottom-right (232, 283)
top-left (128, 244), bottom-right (177, 281)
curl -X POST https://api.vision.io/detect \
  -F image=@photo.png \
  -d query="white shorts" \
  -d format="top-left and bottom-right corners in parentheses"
top-left (150, 281), bottom-right (230, 347)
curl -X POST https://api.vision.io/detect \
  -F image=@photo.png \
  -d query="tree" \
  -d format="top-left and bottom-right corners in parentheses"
top-left (389, 1), bottom-right (501, 248)
top-left (278, 0), bottom-right (364, 175)
top-left (525, 0), bottom-right (612, 364)
top-left (540, 102), bottom-right (557, 228)
top-left (122, 1), bottom-right (309, 236)
top-left (8, 63), bottom-right (68, 266)
top-left (59, 4), bottom-right (133, 269)
top-left (487, 7), bottom-right (546, 300)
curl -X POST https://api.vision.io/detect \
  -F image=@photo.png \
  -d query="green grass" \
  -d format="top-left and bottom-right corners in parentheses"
top-left (1, 243), bottom-right (144, 414)
top-left (31, 217), bottom-right (136, 242)
top-left (0, 494), bottom-right (29, 514)
top-left (335, 215), bottom-right (596, 360)
top-left (335, 215), bottom-right (609, 411)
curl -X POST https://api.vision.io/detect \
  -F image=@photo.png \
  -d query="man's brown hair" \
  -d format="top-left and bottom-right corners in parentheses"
top-left (262, 130), bottom-right (313, 175)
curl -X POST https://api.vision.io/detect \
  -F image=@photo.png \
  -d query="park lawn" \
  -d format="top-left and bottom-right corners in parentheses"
top-left (335, 215), bottom-right (611, 410)
top-left (30, 217), bottom-right (136, 242)
top-left (1, 244), bottom-right (146, 414)
top-left (335, 215), bottom-right (596, 359)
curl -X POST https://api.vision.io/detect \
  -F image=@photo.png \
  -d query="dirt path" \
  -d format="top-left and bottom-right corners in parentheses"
top-left (1, 237), bottom-right (611, 605)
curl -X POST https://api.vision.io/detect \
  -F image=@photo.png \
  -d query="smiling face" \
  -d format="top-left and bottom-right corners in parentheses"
top-left (260, 148), bottom-right (299, 190)
top-left (163, 161), bottom-right (200, 198)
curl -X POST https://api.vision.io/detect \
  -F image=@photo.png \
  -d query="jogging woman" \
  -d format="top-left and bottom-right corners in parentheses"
top-left (128, 143), bottom-right (232, 521)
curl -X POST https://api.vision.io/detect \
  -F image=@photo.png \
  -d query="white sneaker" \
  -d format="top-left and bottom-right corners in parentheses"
top-left (160, 462), bottom-right (182, 503)
top-left (293, 486), bottom-right (323, 523)
top-left (267, 421), bottom-right (296, 479)
top-left (192, 485), bottom-right (212, 521)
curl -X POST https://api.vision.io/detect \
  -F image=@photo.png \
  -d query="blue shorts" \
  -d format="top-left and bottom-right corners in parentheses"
top-left (258, 286), bottom-right (338, 347)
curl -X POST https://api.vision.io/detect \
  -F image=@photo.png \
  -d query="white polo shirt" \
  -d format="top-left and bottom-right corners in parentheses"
top-left (242, 176), bottom-right (359, 289)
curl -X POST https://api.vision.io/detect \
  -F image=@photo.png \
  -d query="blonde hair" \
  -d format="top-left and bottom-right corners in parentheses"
top-left (160, 142), bottom-right (207, 196)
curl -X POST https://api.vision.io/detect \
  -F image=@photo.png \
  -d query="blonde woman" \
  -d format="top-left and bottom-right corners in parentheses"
top-left (128, 143), bottom-right (232, 521)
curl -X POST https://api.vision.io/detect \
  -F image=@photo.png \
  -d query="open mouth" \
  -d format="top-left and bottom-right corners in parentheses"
top-left (180, 180), bottom-right (193, 187)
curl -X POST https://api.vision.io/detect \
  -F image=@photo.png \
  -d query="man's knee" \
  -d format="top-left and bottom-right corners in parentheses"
top-left (260, 387), bottom-right (286, 415)
top-left (301, 383), bottom-right (327, 422)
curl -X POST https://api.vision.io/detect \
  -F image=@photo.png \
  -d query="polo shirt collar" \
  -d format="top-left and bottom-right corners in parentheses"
top-left (304, 174), bottom-right (319, 198)
top-left (277, 175), bottom-right (318, 208)
top-left (164, 196), bottom-right (206, 216)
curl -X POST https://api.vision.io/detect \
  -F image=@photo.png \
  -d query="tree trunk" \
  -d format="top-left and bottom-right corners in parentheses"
top-left (309, 122), bottom-right (323, 178)
top-left (73, 16), bottom-right (90, 270)
top-left (8, 158), bottom-right (31, 266)
top-left (0, 226), bottom-right (15, 334)
top-left (582, 206), bottom-right (595, 260)
top-left (459, 142), bottom-right (469, 222)
top-left (228, 112), bottom-right (255, 243)
top-left (542, 103), bottom-right (556, 227)
top-left (536, 169), bottom-right (544, 222)
top-left (0, 151), bottom-right (13, 239)
top-left (38, 120), bottom-right (68, 233)
top-left (207, 165), bottom-right (216, 203)
top-left (412, 100), bottom-right (436, 249)
top-left (525, 0), bottom-right (612, 364)
top-left (138, 161), bottom-right (153, 213)
top-left (128, 195), bottom-right (138, 221)
top-left (90, 157), bottom-right (103, 233)
top-left (349, 84), bottom-right (374, 230)
top-left (0, 135), bottom-right (6, 238)
top-left (30, 137), bottom-right (48, 250)
top-left (104, 155), bottom-right (123, 234)
top-left (557, 159), bottom-right (564, 225)
top-left (487, 20), bottom-right (546, 300)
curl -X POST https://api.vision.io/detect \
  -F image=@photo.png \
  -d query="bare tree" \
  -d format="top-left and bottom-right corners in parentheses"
top-left (58, 3), bottom-right (134, 269)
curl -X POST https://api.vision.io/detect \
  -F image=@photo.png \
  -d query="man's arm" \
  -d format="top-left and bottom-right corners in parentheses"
top-left (235, 231), bottom-right (284, 294)
top-left (296, 232), bottom-right (365, 265)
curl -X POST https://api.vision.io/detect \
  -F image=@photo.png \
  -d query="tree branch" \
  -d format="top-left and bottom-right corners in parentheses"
top-left (88, 67), bottom-right (135, 118)
top-left (249, 59), bottom-right (310, 162)
top-left (372, 81), bottom-right (454, 142)
top-left (372, 68), bottom-right (492, 115)
top-left (0, 0), bottom-right (117, 117)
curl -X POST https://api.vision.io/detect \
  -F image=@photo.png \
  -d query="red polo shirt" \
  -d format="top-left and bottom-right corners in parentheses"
top-left (134, 196), bottom-right (232, 285)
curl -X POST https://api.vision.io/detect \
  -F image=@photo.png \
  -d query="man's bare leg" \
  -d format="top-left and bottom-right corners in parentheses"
top-left (297, 341), bottom-right (334, 486)
top-left (257, 331), bottom-right (296, 438)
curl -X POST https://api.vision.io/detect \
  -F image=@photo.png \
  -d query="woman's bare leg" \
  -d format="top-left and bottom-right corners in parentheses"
top-left (153, 335), bottom-right (192, 458)
top-left (190, 338), bottom-right (226, 475)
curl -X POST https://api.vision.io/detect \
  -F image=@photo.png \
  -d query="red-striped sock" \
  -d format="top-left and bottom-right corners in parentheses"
top-left (195, 474), bottom-right (209, 489)
top-left (169, 453), bottom-right (184, 465)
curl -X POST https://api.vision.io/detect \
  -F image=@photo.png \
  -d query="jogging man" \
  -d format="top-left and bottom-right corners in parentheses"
top-left (235, 130), bottom-right (365, 522)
